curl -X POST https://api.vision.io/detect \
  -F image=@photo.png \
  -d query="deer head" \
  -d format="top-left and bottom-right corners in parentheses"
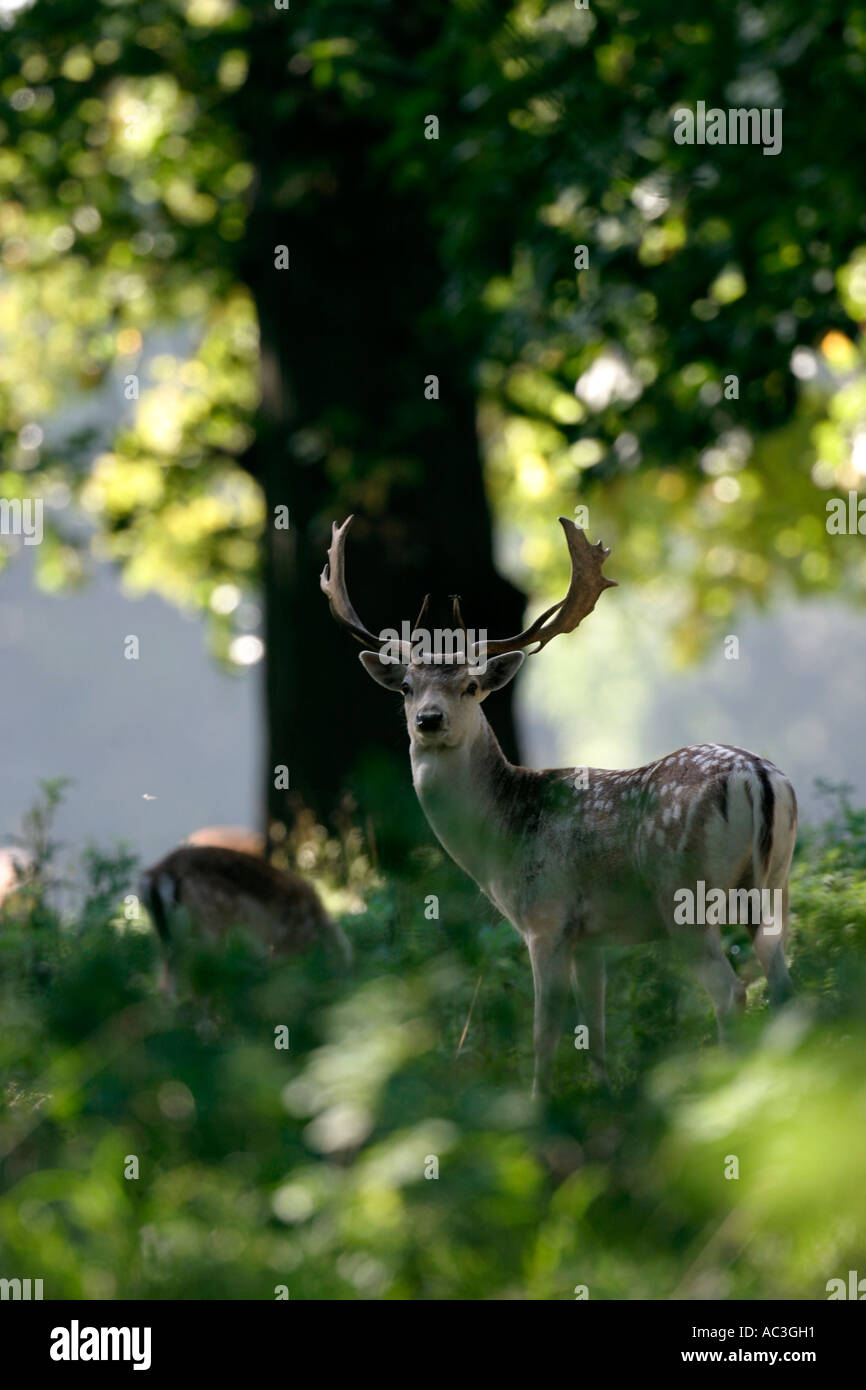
top-left (321, 515), bottom-right (616, 750)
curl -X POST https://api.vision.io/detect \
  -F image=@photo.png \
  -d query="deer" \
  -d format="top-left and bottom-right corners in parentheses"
top-left (321, 514), bottom-right (797, 1095)
top-left (140, 844), bottom-right (351, 993)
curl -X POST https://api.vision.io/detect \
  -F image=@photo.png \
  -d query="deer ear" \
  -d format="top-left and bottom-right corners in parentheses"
top-left (477, 651), bottom-right (525, 694)
top-left (359, 650), bottom-right (408, 690)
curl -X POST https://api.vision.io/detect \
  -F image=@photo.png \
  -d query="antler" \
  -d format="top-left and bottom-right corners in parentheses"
top-left (322, 514), bottom-right (616, 661)
top-left (319, 515), bottom-right (384, 650)
top-left (321, 515), bottom-right (433, 655)
top-left (478, 516), bottom-right (616, 658)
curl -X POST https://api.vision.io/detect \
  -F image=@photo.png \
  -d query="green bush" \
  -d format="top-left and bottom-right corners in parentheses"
top-left (0, 784), bottom-right (864, 1299)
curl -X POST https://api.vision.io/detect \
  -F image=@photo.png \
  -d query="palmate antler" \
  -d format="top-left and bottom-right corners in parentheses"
top-left (321, 514), bottom-right (616, 658)
top-left (477, 516), bottom-right (617, 657)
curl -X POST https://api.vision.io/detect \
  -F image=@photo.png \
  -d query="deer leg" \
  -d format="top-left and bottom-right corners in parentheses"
top-left (527, 932), bottom-right (572, 1099)
top-left (751, 883), bottom-right (794, 1006)
top-left (571, 951), bottom-right (609, 1087)
top-left (690, 928), bottom-right (746, 1041)
top-left (659, 883), bottom-right (744, 1043)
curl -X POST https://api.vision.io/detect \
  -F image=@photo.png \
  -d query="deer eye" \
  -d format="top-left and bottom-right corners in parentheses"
top-left (464, 680), bottom-right (478, 697)
top-left (399, 679), bottom-right (411, 695)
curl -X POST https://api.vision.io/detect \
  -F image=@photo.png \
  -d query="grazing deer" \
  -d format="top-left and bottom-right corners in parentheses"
top-left (140, 845), bottom-right (351, 992)
top-left (322, 515), bottom-right (796, 1094)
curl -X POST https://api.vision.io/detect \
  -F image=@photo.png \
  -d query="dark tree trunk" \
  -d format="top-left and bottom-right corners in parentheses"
top-left (236, 13), bottom-right (525, 832)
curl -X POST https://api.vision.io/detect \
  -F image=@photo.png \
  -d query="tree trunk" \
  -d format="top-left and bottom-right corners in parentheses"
top-left (236, 14), bottom-right (525, 833)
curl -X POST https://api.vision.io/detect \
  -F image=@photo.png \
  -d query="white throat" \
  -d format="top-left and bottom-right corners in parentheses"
top-left (409, 715), bottom-right (510, 894)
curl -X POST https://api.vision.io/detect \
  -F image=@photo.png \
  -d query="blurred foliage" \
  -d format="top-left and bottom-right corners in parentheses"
top-left (0, 779), bottom-right (865, 1299)
top-left (0, 0), bottom-right (262, 660)
top-left (0, 0), bottom-right (864, 665)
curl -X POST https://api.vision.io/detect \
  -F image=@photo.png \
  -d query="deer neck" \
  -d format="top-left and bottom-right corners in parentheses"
top-left (409, 714), bottom-right (523, 899)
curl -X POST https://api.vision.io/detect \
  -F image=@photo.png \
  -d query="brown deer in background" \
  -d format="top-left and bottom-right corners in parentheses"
top-left (322, 514), bottom-right (796, 1094)
top-left (140, 844), bottom-right (351, 993)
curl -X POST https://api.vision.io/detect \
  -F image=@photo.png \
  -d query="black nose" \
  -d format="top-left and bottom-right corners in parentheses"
top-left (415, 710), bottom-right (444, 732)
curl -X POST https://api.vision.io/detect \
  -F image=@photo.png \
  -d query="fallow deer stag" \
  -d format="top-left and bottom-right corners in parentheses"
top-left (322, 515), bottom-right (796, 1094)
